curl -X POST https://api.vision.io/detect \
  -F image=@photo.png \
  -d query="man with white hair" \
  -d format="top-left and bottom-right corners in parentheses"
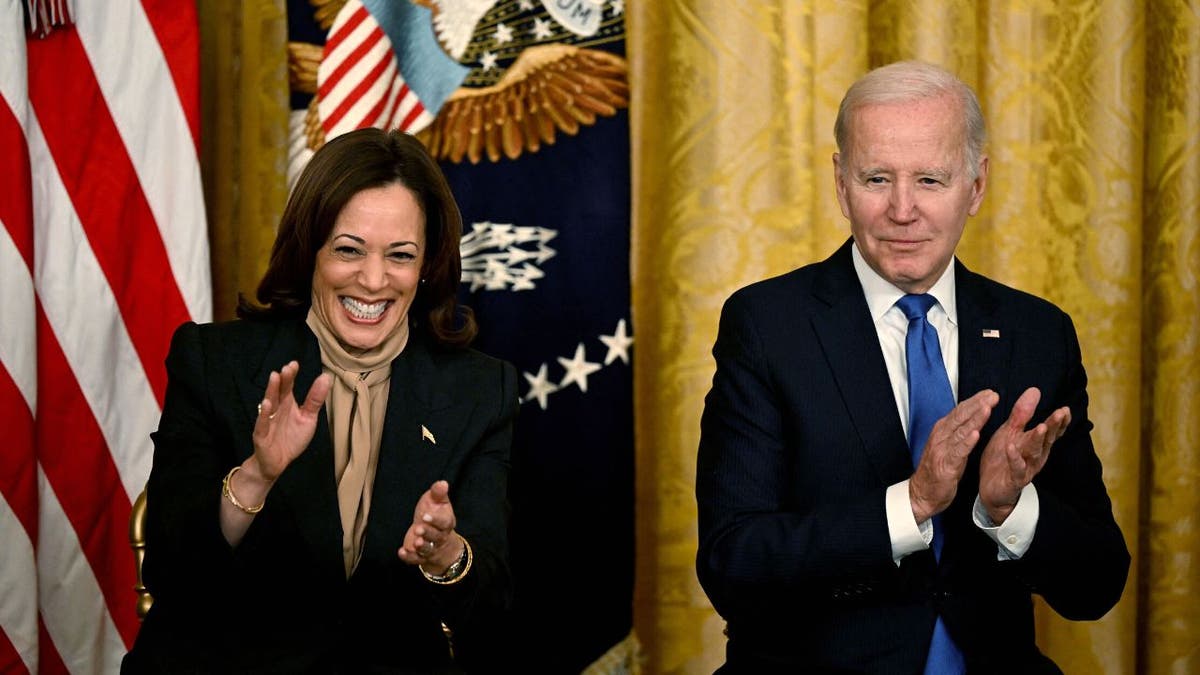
top-left (697, 61), bottom-right (1128, 673)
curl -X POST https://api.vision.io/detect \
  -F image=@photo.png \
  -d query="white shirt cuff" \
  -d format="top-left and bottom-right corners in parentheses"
top-left (887, 480), bottom-right (932, 565)
top-left (973, 483), bottom-right (1040, 560)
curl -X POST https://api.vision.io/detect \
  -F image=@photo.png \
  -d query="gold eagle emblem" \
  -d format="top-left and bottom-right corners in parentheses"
top-left (289, 0), bottom-right (628, 163)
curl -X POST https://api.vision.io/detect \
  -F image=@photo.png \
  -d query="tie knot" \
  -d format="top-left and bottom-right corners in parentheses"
top-left (896, 293), bottom-right (938, 321)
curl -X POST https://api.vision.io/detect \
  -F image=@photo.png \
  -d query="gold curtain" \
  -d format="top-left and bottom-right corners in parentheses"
top-left (628, 1), bottom-right (1199, 673)
top-left (198, 0), bottom-right (290, 322)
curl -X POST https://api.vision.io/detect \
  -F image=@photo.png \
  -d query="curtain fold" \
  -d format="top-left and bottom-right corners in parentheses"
top-left (198, 0), bottom-right (289, 321)
top-left (629, 1), bottom-right (1197, 672)
top-left (1141, 2), bottom-right (1200, 673)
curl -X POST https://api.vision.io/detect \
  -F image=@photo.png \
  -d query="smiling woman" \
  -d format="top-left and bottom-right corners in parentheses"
top-left (244, 128), bottom-right (476, 347)
top-left (312, 184), bottom-right (425, 353)
top-left (123, 129), bottom-right (517, 673)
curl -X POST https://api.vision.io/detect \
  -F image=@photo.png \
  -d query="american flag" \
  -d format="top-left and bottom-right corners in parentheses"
top-left (316, 0), bottom-right (468, 139)
top-left (0, 0), bottom-right (209, 672)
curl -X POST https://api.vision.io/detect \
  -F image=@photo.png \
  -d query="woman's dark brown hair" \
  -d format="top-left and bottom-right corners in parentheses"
top-left (237, 128), bottom-right (476, 347)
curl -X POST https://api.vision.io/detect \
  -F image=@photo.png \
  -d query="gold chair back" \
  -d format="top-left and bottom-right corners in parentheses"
top-left (129, 489), bottom-right (153, 619)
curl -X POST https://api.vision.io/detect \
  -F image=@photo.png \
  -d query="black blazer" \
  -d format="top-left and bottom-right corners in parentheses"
top-left (124, 317), bottom-right (518, 674)
top-left (696, 240), bottom-right (1128, 674)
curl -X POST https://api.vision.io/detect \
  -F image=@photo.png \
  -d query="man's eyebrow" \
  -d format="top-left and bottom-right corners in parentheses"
top-left (916, 168), bottom-right (953, 180)
top-left (855, 167), bottom-right (956, 180)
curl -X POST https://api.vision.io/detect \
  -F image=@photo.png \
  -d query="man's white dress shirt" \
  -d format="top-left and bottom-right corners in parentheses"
top-left (849, 242), bottom-right (1038, 564)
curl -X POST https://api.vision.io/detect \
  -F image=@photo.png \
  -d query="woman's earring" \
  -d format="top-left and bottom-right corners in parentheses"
top-left (419, 278), bottom-right (426, 285)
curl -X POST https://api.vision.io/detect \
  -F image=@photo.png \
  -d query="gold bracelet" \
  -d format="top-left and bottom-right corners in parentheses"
top-left (221, 466), bottom-right (265, 514)
top-left (421, 535), bottom-right (473, 585)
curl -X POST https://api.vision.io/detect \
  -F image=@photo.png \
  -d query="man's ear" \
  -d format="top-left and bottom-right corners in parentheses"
top-left (968, 155), bottom-right (989, 216)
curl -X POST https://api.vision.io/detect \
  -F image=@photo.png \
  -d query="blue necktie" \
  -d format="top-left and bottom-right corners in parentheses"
top-left (896, 293), bottom-right (965, 675)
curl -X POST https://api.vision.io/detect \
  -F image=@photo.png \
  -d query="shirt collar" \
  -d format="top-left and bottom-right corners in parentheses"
top-left (851, 239), bottom-right (958, 325)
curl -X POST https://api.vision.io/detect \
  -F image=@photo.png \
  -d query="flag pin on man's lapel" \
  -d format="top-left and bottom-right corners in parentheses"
top-left (421, 425), bottom-right (436, 444)
top-left (982, 329), bottom-right (1000, 338)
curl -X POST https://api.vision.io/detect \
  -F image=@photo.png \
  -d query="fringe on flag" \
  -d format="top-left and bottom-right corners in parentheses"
top-left (24, 0), bottom-right (74, 38)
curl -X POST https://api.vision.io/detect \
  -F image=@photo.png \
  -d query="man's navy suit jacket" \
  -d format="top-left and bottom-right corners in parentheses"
top-left (697, 240), bottom-right (1128, 673)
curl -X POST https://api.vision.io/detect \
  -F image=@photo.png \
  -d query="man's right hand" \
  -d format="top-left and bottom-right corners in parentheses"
top-left (908, 389), bottom-right (999, 523)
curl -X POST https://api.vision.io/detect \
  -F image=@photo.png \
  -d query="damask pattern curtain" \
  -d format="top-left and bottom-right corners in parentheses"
top-left (627, 1), bottom-right (1198, 673)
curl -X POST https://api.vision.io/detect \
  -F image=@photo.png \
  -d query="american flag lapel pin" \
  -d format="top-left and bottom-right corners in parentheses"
top-left (982, 328), bottom-right (1000, 339)
top-left (421, 425), bottom-right (436, 444)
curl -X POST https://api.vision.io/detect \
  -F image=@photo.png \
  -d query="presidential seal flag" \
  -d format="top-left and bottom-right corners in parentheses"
top-left (431, 3), bottom-right (634, 669)
top-left (285, 0), bottom-right (634, 670)
top-left (0, 1), bottom-right (210, 672)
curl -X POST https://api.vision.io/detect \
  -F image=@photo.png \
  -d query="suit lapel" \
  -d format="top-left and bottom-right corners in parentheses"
top-left (954, 262), bottom-right (1011, 413)
top-left (233, 319), bottom-right (327, 428)
top-left (810, 241), bottom-right (913, 486)
top-left (360, 332), bottom-right (463, 564)
top-left (239, 319), bottom-right (345, 582)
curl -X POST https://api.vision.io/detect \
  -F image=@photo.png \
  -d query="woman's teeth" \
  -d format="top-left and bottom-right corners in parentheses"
top-left (341, 297), bottom-right (388, 320)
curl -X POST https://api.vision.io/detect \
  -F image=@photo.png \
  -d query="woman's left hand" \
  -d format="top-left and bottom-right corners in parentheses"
top-left (398, 480), bottom-right (465, 573)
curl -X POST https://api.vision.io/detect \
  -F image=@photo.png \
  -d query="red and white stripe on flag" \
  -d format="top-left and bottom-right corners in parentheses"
top-left (317, 0), bottom-right (433, 139)
top-left (0, 0), bottom-right (210, 672)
